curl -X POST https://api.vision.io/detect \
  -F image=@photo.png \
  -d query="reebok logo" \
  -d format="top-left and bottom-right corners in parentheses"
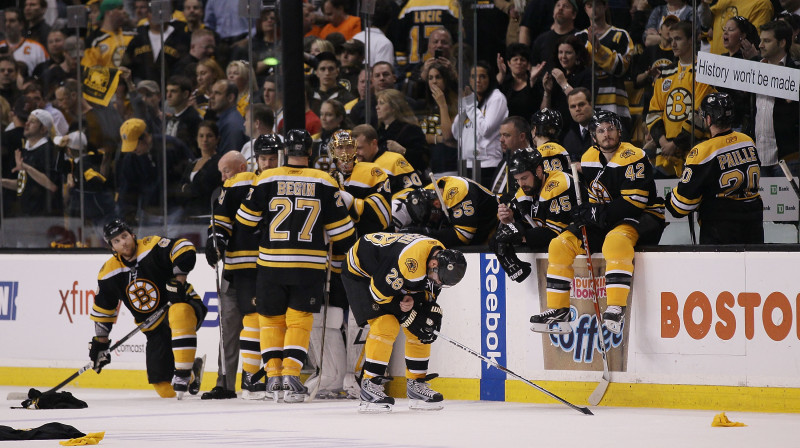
top-left (0, 282), bottom-right (19, 321)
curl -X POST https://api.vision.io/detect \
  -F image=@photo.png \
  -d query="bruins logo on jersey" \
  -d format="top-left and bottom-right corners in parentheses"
top-left (544, 179), bottom-right (560, 192)
top-left (371, 167), bottom-right (383, 177)
top-left (447, 187), bottom-right (458, 200)
top-left (589, 180), bottom-right (613, 203)
top-left (620, 149), bottom-right (636, 159)
top-left (688, 148), bottom-right (698, 159)
top-left (127, 279), bottom-right (159, 312)
top-left (666, 87), bottom-right (692, 122)
top-left (158, 238), bottom-right (170, 247)
top-left (398, 159), bottom-right (409, 168)
top-left (405, 258), bottom-right (418, 273)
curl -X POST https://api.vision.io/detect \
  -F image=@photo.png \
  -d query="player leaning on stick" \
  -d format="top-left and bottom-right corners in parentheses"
top-left (530, 111), bottom-right (664, 335)
top-left (665, 93), bottom-right (763, 244)
top-left (342, 232), bottom-right (466, 413)
top-left (90, 219), bottom-right (207, 399)
top-left (235, 129), bottom-right (357, 403)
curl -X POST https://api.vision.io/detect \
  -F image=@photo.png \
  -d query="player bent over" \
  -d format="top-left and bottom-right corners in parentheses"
top-left (90, 219), bottom-right (208, 399)
top-left (342, 232), bottom-right (466, 413)
top-left (530, 111), bottom-right (664, 335)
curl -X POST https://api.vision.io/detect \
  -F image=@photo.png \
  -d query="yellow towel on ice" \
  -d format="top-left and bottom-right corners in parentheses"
top-left (59, 431), bottom-right (105, 445)
top-left (711, 412), bottom-right (746, 427)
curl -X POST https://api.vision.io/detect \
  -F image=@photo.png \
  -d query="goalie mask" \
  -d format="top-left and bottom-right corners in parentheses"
top-left (406, 188), bottom-right (442, 225)
top-left (331, 129), bottom-right (357, 175)
top-left (429, 248), bottom-right (467, 287)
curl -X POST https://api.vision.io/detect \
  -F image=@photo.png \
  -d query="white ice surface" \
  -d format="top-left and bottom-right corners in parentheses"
top-left (1, 386), bottom-right (796, 447)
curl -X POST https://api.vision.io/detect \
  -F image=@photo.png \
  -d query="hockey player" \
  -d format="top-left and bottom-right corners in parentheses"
top-left (491, 148), bottom-right (582, 283)
top-left (235, 128), bottom-right (357, 403)
top-left (665, 93), bottom-right (763, 244)
top-left (352, 124), bottom-right (423, 202)
top-left (203, 135), bottom-right (283, 400)
top-left (90, 219), bottom-right (207, 399)
top-left (398, 176), bottom-right (499, 247)
top-left (341, 232), bottom-right (466, 413)
top-left (305, 129), bottom-right (393, 398)
top-left (530, 108), bottom-right (570, 173)
top-left (530, 111), bottom-right (664, 335)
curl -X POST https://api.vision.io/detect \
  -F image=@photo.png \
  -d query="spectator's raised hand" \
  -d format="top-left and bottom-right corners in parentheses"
top-left (496, 53), bottom-right (507, 83)
top-left (530, 61), bottom-right (547, 86)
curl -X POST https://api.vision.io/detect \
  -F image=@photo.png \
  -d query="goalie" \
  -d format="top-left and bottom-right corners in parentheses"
top-left (490, 148), bottom-right (583, 283)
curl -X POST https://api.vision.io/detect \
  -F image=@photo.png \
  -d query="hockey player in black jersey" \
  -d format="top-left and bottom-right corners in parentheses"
top-left (530, 108), bottom-right (570, 173)
top-left (491, 148), bottom-right (583, 284)
top-left (665, 93), bottom-right (763, 244)
top-left (90, 219), bottom-right (207, 399)
top-left (342, 232), bottom-right (466, 413)
top-left (530, 111), bottom-right (664, 335)
top-left (235, 129), bottom-right (357, 403)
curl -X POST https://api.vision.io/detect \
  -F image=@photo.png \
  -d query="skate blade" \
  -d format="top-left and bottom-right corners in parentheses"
top-left (604, 319), bottom-right (624, 335)
top-left (358, 401), bottom-right (393, 413)
top-left (270, 391), bottom-right (283, 403)
top-left (242, 390), bottom-right (266, 400)
top-left (176, 391), bottom-right (185, 400)
top-left (283, 393), bottom-right (308, 403)
top-left (530, 321), bottom-right (572, 334)
top-left (409, 399), bottom-right (444, 411)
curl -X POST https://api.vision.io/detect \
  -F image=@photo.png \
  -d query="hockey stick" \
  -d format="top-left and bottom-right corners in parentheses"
top-left (210, 188), bottom-right (228, 390)
top-left (778, 160), bottom-right (800, 200)
top-left (433, 330), bottom-right (593, 415)
top-left (426, 170), bottom-right (451, 223)
top-left (306, 240), bottom-right (334, 402)
top-left (7, 303), bottom-right (171, 400)
top-left (570, 162), bottom-right (611, 406)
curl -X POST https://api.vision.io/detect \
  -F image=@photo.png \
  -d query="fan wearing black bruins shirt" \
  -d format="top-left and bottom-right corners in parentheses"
top-left (89, 219), bottom-right (207, 399)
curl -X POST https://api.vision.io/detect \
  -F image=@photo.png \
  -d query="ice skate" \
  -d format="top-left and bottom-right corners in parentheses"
top-left (529, 307), bottom-right (572, 334)
top-left (358, 375), bottom-right (394, 413)
top-left (171, 369), bottom-right (192, 400)
top-left (603, 306), bottom-right (625, 335)
top-left (282, 375), bottom-right (308, 403)
top-left (407, 373), bottom-right (444, 411)
top-left (189, 355), bottom-right (206, 396)
top-left (266, 375), bottom-right (283, 402)
top-left (241, 370), bottom-right (266, 400)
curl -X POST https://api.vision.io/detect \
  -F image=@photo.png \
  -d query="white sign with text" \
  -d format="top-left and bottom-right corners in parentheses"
top-left (695, 51), bottom-right (800, 101)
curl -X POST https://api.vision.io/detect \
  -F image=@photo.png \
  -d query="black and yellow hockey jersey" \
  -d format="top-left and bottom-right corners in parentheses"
top-left (511, 170), bottom-right (581, 249)
top-left (393, 0), bottom-right (460, 67)
top-left (338, 161), bottom-right (392, 235)
top-left (666, 130), bottom-right (762, 222)
top-left (575, 26), bottom-right (634, 119)
top-left (372, 149), bottom-right (423, 200)
top-left (581, 143), bottom-right (665, 227)
top-left (91, 236), bottom-right (198, 332)
top-left (425, 176), bottom-right (498, 246)
top-left (646, 62), bottom-right (714, 144)
top-left (84, 28), bottom-right (136, 68)
top-left (235, 165), bottom-right (357, 284)
top-left (346, 232), bottom-right (443, 305)
top-left (209, 171), bottom-right (259, 273)
top-left (537, 141), bottom-right (571, 172)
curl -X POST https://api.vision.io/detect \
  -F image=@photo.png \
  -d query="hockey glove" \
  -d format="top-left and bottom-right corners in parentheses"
top-left (400, 301), bottom-right (443, 344)
top-left (204, 235), bottom-right (226, 266)
top-left (494, 243), bottom-right (532, 283)
top-left (495, 222), bottom-right (525, 245)
top-left (573, 202), bottom-right (607, 229)
top-left (165, 278), bottom-right (188, 303)
top-left (89, 337), bottom-right (111, 373)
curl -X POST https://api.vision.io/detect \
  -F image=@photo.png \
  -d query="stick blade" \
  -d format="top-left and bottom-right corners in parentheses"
top-left (588, 376), bottom-right (610, 406)
top-left (578, 406), bottom-right (594, 415)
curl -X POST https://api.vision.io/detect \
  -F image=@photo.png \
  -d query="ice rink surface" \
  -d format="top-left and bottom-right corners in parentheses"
top-left (1, 386), bottom-right (796, 447)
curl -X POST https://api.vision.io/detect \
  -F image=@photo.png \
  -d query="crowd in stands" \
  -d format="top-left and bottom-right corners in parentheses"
top-left (0, 0), bottom-right (797, 247)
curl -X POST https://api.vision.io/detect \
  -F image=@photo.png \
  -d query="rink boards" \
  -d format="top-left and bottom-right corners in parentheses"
top-left (1, 249), bottom-right (799, 412)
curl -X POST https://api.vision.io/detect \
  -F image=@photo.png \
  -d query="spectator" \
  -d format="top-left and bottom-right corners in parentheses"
top-left (0, 56), bottom-right (21, 106)
top-left (782, 0), bottom-right (800, 14)
top-left (632, 14), bottom-right (680, 120)
top-left (204, 0), bottom-right (249, 45)
top-left (351, 0), bottom-right (395, 66)
top-left (32, 29), bottom-right (65, 82)
top-left (310, 38), bottom-right (336, 57)
top-left (165, 75), bottom-right (202, 157)
top-left (530, 0), bottom-right (578, 65)
top-left (225, 60), bottom-right (254, 118)
top-left (23, 0), bottom-right (51, 46)
top-left (647, 21), bottom-right (715, 178)
top-left (208, 79), bottom-right (248, 154)
top-left (84, 0), bottom-right (135, 69)
top-left (309, 52), bottom-right (355, 116)
top-left (0, 8), bottom-right (49, 77)
top-left (420, 62), bottom-right (459, 177)
top-left (452, 61), bottom-right (509, 188)
top-left (320, 0), bottom-right (362, 40)
top-left (701, 0), bottom-right (773, 55)
top-left (125, 75), bottom-right (163, 135)
top-left (1, 97), bottom-right (34, 217)
top-left (495, 0), bottom-right (524, 47)
top-left (240, 103), bottom-right (275, 172)
top-left (262, 75), bottom-right (282, 132)
top-left (349, 61), bottom-right (400, 126)
top-left (393, 0), bottom-right (458, 69)
top-left (314, 99), bottom-right (351, 171)
top-left (643, 0), bottom-right (697, 47)
top-left (404, 28), bottom-right (456, 103)
top-left (192, 58), bottom-right (225, 117)
top-left (574, 0), bottom-right (635, 135)
top-left (540, 35), bottom-right (592, 138)
top-left (754, 20), bottom-right (799, 177)
top-left (562, 87), bottom-right (595, 164)
top-left (497, 43), bottom-right (546, 125)
top-left (183, 0), bottom-right (210, 34)
top-left (1, 109), bottom-right (60, 216)
top-left (55, 79), bottom-right (120, 157)
top-left (492, 116), bottom-right (532, 194)
top-left (276, 84), bottom-right (322, 136)
top-left (124, 6), bottom-right (191, 84)
top-left (23, 80), bottom-right (68, 136)
top-left (179, 120), bottom-right (223, 218)
top-left (233, 8), bottom-right (280, 84)
top-left (174, 28), bottom-right (217, 81)
top-left (376, 88), bottom-right (429, 173)
top-left (41, 32), bottom-right (78, 98)
top-left (719, 16), bottom-right (760, 135)
top-left (339, 39), bottom-right (364, 96)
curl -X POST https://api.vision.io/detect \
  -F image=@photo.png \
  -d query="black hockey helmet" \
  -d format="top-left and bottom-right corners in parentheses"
top-left (431, 248), bottom-right (467, 287)
top-left (508, 148), bottom-right (544, 177)
top-left (103, 218), bottom-right (134, 245)
top-left (406, 187), bottom-right (438, 224)
top-left (588, 110), bottom-right (623, 137)
top-left (700, 92), bottom-right (735, 127)
top-left (253, 133), bottom-right (284, 156)
top-left (531, 108), bottom-right (563, 139)
top-left (285, 129), bottom-right (312, 157)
